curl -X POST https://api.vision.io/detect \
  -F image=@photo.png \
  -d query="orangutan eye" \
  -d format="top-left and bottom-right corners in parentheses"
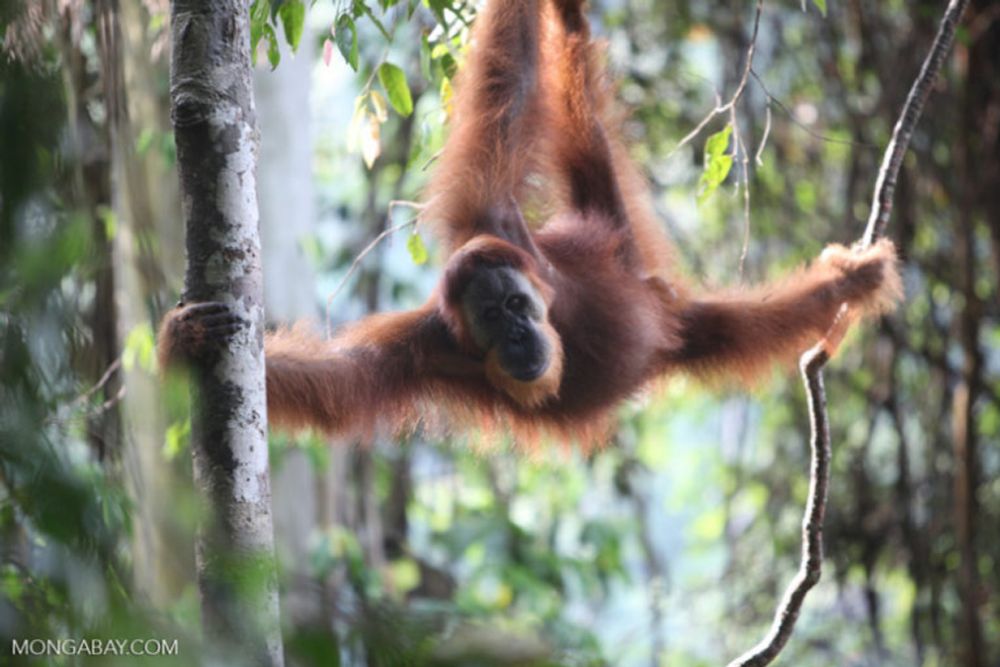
top-left (506, 294), bottom-right (526, 312)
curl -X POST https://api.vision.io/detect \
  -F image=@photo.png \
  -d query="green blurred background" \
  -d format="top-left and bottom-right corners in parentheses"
top-left (1, 0), bottom-right (997, 665)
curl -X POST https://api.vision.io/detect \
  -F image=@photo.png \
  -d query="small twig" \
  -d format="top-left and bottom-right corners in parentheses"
top-left (47, 362), bottom-right (127, 427)
top-left (668, 1), bottom-right (763, 275)
top-left (94, 385), bottom-right (127, 415)
top-left (733, 112), bottom-right (752, 279)
top-left (728, 0), bottom-right (969, 665)
top-left (667, 0), bottom-right (764, 159)
top-left (325, 199), bottom-right (426, 338)
top-left (669, 102), bottom-right (724, 159)
top-left (754, 102), bottom-right (772, 166)
top-left (749, 69), bottom-right (877, 150)
top-left (73, 357), bottom-right (121, 406)
top-left (421, 147), bottom-right (443, 172)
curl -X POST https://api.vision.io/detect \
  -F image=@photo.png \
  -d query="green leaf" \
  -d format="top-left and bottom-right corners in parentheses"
top-left (123, 322), bottom-right (156, 373)
top-left (438, 52), bottom-right (457, 80)
top-left (812, 0), bottom-right (828, 16)
top-left (334, 14), bottom-right (359, 71)
top-left (164, 419), bottom-right (191, 460)
top-left (264, 23), bottom-right (281, 69)
top-left (406, 231), bottom-right (428, 265)
top-left (278, 0), bottom-right (306, 51)
top-left (704, 124), bottom-right (732, 159)
top-left (697, 124), bottom-right (734, 203)
top-left (97, 205), bottom-right (117, 240)
top-left (378, 63), bottom-right (413, 116)
top-left (249, 0), bottom-right (269, 65)
top-left (388, 558), bottom-right (420, 595)
top-left (427, 0), bottom-right (450, 27)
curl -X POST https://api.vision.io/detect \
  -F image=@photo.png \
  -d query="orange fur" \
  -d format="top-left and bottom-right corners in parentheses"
top-left (157, 0), bottom-right (902, 450)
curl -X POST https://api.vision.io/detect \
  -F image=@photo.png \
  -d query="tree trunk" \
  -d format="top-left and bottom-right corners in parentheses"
top-left (168, 1), bottom-right (283, 665)
top-left (58, 0), bottom-right (123, 464)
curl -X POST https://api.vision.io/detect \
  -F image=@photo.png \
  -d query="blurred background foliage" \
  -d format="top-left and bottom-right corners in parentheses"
top-left (1, 0), bottom-right (998, 665)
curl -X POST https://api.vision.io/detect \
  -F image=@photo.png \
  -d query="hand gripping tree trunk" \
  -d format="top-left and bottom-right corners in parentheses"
top-left (168, 1), bottom-right (283, 665)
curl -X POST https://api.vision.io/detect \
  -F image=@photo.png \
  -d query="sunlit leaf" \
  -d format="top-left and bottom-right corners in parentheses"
top-left (697, 124), bottom-right (734, 203)
top-left (705, 124), bottom-right (732, 159)
top-left (123, 322), bottom-right (156, 373)
top-left (97, 205), bottom-right (117, 240)
top-left (812, 0), bottom-right (828, 16)
top-left (691, 507), bottom-right (725, 541)
top-left (387, 558), bottom-right (420, 596)
top-left (406, 231), bottom-right (428, 265)
top-left (370, 90), bottom-right (389, 122)
top-left (164, 419), bottom-right (191, 460)
top-left (377, 63), bottom-right (413, 116)
top-left (362, 115), bottom-right (381, 168)
top-left (440, 77), bottom-right (454, 116)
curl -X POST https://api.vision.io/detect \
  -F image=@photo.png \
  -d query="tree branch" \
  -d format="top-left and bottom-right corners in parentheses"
top-left (728, 1), bottom-right (969, 664)
top-left (862, 0), bottom-right (969, 248)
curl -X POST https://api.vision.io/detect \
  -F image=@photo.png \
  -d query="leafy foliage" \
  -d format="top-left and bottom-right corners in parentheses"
top-left (406, 231), bottom-right (429, 265)
top-left (697, 123), bottom-right (734, 203)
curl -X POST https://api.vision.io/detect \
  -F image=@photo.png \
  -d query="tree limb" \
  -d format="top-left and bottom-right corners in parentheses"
top-left (728, 0), bottom-right (969, 664)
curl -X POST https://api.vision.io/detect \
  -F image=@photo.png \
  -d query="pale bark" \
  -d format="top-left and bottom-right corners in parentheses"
top-left (169, 1), bottom-right (283, 664)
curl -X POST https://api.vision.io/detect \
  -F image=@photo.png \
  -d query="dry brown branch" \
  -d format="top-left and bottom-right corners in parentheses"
top-left (73, 358), bottom-right (121, 406)
top-left (728, 345), bottom-right (830, 667)
top-left (728, 0), bottom-right (970, 664)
